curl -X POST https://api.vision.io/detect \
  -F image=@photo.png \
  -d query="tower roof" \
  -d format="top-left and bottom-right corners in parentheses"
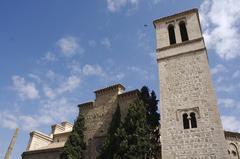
top-left (153, 8), bottom-right (198, 28)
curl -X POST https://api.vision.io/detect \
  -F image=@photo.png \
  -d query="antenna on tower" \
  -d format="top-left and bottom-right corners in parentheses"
top-left (4, 128), bottom-right (19, 159)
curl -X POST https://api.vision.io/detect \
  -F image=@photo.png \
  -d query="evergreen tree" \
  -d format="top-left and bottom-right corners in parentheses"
top-left (97, 104), bottom-right (121, 159)
top-left (140, 86), bottom-right (160, 158)
top-left (114, 99), bottom-right (151, 159)
top-left (60, 113), bottom-right (86, 159)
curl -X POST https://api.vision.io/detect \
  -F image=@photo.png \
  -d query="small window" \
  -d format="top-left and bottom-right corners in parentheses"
top-left (179, 21), bottom-right (189, 42)
top-left (168, 24), bottom-right (176, 45)
top-left (190, 112), bottom-right (197, 128)
top-left (232, 151), bottom-right (237, 156)
top-left (183, 113), bottom-right (190, 129)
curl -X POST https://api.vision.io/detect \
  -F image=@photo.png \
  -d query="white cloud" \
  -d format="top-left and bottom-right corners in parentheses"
top-left (57, 75), bottom-right (81, 94)
top-left (211, 64), bottom-right (228, 75)
top-left (88, 40), bottom-right (97, 47)
top-left (0, 111), bottom-right (18, 129)
top-left (40, 97), bottom-right (77, 122)
top-left (200, 0), bottom-right (240, 60)
top-left (43, 86), bottom-right (56, 99)
top-left (43, 52), bottom-right (57, 62)
top-left (12, 75), bottom-right (39, 100)
top-left (28, 73), bottom-right (41, 83)
top-left (115, 73), bottom-right (125, 80)
top-left (0, 96), bottom-right (77, 131)
top-left (101, 38), bottom-right (111, 49)
top-left (218, 98), bottom-right (237, 108)
top-left (46, 70), bottom-right (56, 80)
top-left (107, 0), bottom-right (139, 12)
top-left (215, 76), bottom-right (224, 83)
top-left (232, 70), bottom-right (240, 78)
top-left (216, 85), bottom-right (236, 93)
top-left (68, 61), bottom-right (82, 74)
top-left (152, 0), bottom-right (161, 4)
top-left (127, 66), bottom-right (153, 81)
top-left (19, 115), bottom-right (39, 131)
top-left (82, 64), bottom-right (105, 76)
top-left (137, 31), bottom-right (150, 50)
top-left (222, 116), bottom-right (240, 132)
top-left (57, 36), bottom-right (84, 56)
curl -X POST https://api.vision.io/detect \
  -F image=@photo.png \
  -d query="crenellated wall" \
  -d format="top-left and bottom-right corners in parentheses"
top-left (78, 84), bottom-right (139, 159)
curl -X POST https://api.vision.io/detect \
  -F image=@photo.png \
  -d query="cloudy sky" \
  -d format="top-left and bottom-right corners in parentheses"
top-left (1, 0), bottom-right (240, 158)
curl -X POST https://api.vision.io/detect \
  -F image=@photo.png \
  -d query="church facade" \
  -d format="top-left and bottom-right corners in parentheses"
top-left (22, 9), bottom-right (240, 159)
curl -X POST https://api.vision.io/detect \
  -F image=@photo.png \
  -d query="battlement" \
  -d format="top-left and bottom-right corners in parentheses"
top-left (78, 101), bottom-right (94, 109)
top-left (94, 84), bottom-right (125, 97)
top-left (78, 84), bottom-right (138, 112)
top-left (118, 89), bottom-right (140, 100)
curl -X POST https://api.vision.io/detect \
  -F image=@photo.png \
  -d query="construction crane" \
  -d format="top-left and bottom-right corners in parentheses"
top-left (4, 128), bottom-right (19, 159)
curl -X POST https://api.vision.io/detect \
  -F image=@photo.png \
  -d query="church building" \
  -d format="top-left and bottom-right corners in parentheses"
top-left (22, 9), bottom-right (240, 159)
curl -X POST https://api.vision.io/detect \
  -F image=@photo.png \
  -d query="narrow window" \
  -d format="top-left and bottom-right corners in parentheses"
top-left (190, 112), bottom-right (197, 128)
top-left (232, 151), bottom-right (237, 157)
top-left (168, 24), bottom-right (176, 45)
top-left (179, 21), bottom-right (189, 42)
top-left (183, 113), bottom-right (189, 129)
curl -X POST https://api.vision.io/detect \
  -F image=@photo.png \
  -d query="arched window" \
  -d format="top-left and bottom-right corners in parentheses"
top-left (232, 151), bottom-right (237, 157)
top-left (168, 24), bottom-right (176, 45)
top-left (229, 143), bottom-right (239, 159)
top-left (183, 113), bottom-right (189, 129)
top-left (190, 112), bottom-right (197, 128)
top-left (179, 21), bottom-right (189, 42)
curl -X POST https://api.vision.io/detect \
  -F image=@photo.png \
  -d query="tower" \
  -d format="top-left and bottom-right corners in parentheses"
top-left (153, 9), bottom-right (228, 158)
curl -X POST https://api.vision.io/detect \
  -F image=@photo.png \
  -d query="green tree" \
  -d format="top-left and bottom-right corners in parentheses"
top-left (97, 104), bottom-right (122, 159)
top-left (140, 86), bottom-right (160, 158)
top-left (60, 113), bottom-right (86, 159)
top-left (114, 99), bottom-right (151, 159)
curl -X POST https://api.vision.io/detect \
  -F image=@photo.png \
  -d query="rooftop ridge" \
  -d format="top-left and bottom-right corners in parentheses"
top-left (153, 8), bottom-right (198, 27)
top-left (51, 124), bottom-right (65, 130)
top-left (118, 89), bottom-right (140, 99)
top-left (30, 131), bottom-right (53, 141)
top-left (94, 84), bottom-right (125, 95)
top-left (61, 121), bottom-right (73, 127)
top-left (78, 101), bottom-right (94, 110)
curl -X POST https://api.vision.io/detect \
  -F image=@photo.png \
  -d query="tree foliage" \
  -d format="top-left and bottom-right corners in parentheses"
top-left (60, 113), bottom-right (86, 159)
top-left (140, 86), bottom-right (161, 158)
top-left (114, 99), bottom-right (151, 159)
top-left (97, 104), bottom-right (121, 159)
top-left (98, 86), bottom-right (160, 159)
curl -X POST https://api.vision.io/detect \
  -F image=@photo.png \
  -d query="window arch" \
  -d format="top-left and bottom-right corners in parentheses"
top-left (183, 113), bottom-right (189, 129)
top-left (168, 24), bottom-right (176, 45)
top-left (229, 143), bottom-right (239, 159)
top-left (179, 21), bottom-right (189, 42)
top-left (190, 112), bottom-right (197, 128)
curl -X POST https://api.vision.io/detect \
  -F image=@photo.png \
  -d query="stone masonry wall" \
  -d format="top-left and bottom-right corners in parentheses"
top-left (79, 85), bottom-right (139, 159)
top-left (159, 50), bottom-right (228, 158)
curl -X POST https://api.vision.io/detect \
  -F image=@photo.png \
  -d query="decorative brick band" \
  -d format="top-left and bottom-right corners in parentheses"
top-left (156, 37), bottom-right (203, 53)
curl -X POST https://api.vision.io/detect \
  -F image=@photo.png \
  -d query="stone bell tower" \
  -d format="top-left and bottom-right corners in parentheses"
top-left (153, 9), bottom-right (228, 158)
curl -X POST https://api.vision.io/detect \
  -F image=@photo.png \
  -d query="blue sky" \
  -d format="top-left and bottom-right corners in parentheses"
top-left (1, 0), bottom-right (240, 158)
